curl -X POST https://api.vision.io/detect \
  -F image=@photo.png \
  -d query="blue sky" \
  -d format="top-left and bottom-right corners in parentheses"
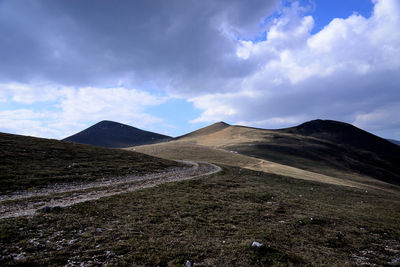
top-left (309, 0), bottom-right (374, 33)
top-left (0, 0), bottom-right (399, 139)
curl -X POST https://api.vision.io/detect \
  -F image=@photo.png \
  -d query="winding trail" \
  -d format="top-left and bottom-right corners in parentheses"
top-left (0, 161), bottom-right (221, 219)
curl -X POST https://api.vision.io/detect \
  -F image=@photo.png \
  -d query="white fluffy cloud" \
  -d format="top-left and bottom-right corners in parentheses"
top-left (58, 87), bottom-right (165, 124)
top-left (190, 0), bottom-right (400, 137)
top-left (0, 83), bottom-right (72, 104)
top-left (0, 84), bottom-right (167, 138)
top-left (0, 109), bottom-right (59, 137)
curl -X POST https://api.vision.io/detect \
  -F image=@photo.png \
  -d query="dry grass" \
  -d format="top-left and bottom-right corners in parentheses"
top-left (177, 121), bottom-right (230, 140)
top-left (178, 125), bottom-right (278, 148)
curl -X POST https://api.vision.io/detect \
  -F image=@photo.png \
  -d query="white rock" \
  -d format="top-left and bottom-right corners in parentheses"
top-left (251, 241), bottom-right (263, 247)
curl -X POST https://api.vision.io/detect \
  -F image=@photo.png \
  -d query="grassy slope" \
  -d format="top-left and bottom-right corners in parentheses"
top-left (175, 121), bottom-right (230, 140)
top-left (1, 167), bottom-right (399, 266)
top-left (0, 132), bottom-right (181, 193)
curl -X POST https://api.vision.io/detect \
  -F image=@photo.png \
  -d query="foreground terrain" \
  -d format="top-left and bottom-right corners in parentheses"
top-left (1, 166), bottom-right (399, 265)
top-left (1, 119), bottom-right (400, 266)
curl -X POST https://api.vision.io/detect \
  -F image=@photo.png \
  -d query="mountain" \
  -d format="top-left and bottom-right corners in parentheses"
top-left (228, 120), bottom-right (400, 185)
top-left (64, 120), bottom-right (171, 148)
top-left (136, 119), bottom-right (400, 186)
top-left (388, 139), bottom-right (400, 146)
top-left (284, 119), bottom-right (398, 154)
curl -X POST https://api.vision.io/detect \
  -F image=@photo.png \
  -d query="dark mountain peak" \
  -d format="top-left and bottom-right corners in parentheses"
top-left (295, 119), bottom-right (358, 135)
top-left (287, 119), bottom-right (400, 160)
top-left (96, 120), bottom-right (129, 126)
top-left (97, 120), bottom-right (118, 125)
top-left (96, 120), bottom-right (113, 124)
top-left (64, 121), bottom-right (171, 148)
top-left (89, 120), bottom-right (139, 131)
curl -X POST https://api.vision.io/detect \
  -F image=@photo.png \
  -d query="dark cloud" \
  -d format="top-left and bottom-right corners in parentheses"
top-left (0, 0), bottom-right (277, 91)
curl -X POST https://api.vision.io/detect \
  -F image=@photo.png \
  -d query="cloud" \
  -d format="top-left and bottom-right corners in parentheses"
top-left (0, 84), bottom-right (167, 138)
top-left (0, 0), bottom-right (278, 92)
top-left (0, 109), bottom-right (60, 137)
top-left (0, 91), bottom-right (7, 102)
top-left (354, 104), bottom-right (400, 132)
top-left (0, 0), bottom-right (399, 138)
top-left (58, 87), bottom-right (166, 129)
top-left (190, 0), bottom-right (400, 137)
top-left (0, 83), bottom-right (64, 103)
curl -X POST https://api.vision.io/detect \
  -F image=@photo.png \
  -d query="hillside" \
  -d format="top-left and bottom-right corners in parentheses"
top-left (2, 123), bottom-right (400, 266)
top-left (232, 120), bottom-right (400, 185)
top-left (64, 120), bottom-right (171, 148)
top-left (133, 119), bottom-right (400, 187)
top-left (176, 121), bottom-right (230, 139)
top-left (0, 132), bottom-right (180, 192)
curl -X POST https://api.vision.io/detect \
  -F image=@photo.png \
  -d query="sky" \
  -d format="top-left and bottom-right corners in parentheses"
top-left (0, 0), bottom-right (399, 139)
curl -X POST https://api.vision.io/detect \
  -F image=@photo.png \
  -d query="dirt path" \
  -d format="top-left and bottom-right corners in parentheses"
top-left (0, 161), bottom-right (221, 219)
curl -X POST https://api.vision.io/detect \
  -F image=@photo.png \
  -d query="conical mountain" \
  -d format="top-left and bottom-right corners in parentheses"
top-left (64, 120), bottom-right (171, 148)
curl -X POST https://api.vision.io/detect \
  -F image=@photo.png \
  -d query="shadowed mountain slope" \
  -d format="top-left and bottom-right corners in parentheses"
top-left (284, 119), bottom-right (399, 156)
top-left (0, 132), bottom-right (180, 192)
top-left (64, 120), bottom-right (171, 148)
top-left (225, 120), bottom-right (400, 185)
